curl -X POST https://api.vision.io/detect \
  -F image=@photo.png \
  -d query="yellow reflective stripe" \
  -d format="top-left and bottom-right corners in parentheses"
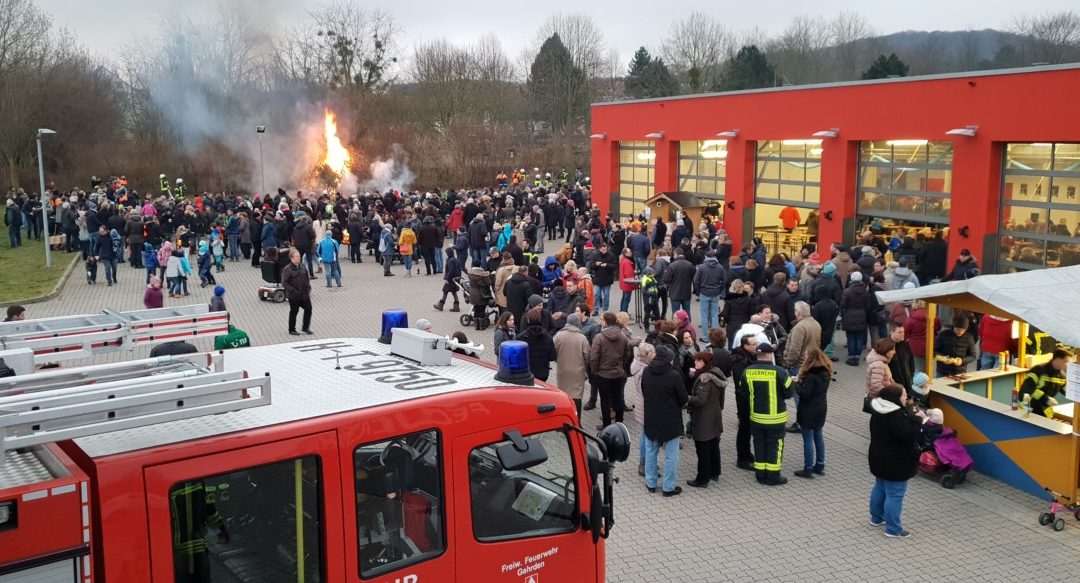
top-left (1032, 389), bottom-right (1045, 400)
top-left (1042, 407), bottom-right (1055, 417)
top-left (751, 412), bottom-right (788, 424)
top-left (1024, 373), bottom-right (1038, 383)
top-left (1039, 375), bottom-right (1065, 386)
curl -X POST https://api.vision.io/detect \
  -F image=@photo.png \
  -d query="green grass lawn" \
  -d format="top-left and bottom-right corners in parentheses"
top-left (0, 240), bottom-right (77, 303)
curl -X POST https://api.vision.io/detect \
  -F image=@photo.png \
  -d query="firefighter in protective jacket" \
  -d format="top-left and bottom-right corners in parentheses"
top-left (743, 342), bottom-right (793, 486)
top-left (159, 174), bottom-right (171, 197)
top-left (175, 178), bottom-right (188, 199)
top-left (170, 480), bottom-right (229, 582)
top-left (1019, 349), bottom-right (1069, 418)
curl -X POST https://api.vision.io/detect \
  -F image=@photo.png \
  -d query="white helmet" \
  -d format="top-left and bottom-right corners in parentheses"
top-left (535, 174), bottom-right (541, 179)
top-left (520, 168), bottom-right (525, 173)
top-left (176, 178), bottom-right (183, 184)
top-left (533, 167), bottom-right (539, 172)
top-left (545, 172), bottom-right (551, 178)
top-left (159, 174), bottom-right (166, 179)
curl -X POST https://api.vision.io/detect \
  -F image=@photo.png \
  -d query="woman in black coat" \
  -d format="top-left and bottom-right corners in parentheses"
top-left (794, 347), bottom-right (831, 479)
top-left (721, 279), bottom-right (754, 343)
top-left (434, 248), bottom-right (462, 311)
top-left (868, 383), bottom-right (922, 537)
top-left (518, 311), bottom-right (556, 382)
top-left (840, 272), bottom-right (871, 365)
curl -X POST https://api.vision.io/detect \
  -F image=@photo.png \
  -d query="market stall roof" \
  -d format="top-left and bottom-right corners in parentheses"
top-left (875, 265), bottom-right (1080, 347)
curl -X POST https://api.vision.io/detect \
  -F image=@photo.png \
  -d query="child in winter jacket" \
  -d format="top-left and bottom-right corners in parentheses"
top-left (627, 342), bottom-right (656, 477)
top-left (144, 276), bottom-right (164, 309)
top-left (142, 242), bottom-right (158, 284)
top-left (211, 230), bottom-right (225, 272)
top-left (197, 241), bottom-right (216, 287)
top-left (210, 285), bottom-right (226, 312)
top-left (179, 250), bottom-right (192, 296)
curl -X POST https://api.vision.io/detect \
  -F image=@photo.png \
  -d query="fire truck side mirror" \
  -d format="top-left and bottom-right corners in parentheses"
top-left (496, 430), bottom-right (548, 471)
top-left (597, 423), bottom-right (631, 463)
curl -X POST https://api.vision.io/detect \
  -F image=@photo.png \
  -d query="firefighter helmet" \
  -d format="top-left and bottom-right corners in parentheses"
top-left (176, 178), bottom-right (184, 185)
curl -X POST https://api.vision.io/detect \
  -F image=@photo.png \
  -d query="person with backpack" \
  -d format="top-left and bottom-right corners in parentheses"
top-left (640, 266), bottom-right (661, 329)
top-left (317, 231), bottom-right (341, 287)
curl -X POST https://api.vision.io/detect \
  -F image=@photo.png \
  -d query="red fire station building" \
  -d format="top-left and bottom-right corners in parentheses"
top-left (589, 63), bottom-right (1080, 273)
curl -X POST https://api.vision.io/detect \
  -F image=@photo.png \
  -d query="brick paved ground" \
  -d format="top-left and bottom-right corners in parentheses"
top-left (28, 250), bottom-right (1080, 582)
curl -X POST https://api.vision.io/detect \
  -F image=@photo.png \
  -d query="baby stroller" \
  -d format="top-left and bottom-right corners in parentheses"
top-left (257, 246), bottom-right (291, 303)
top-left (917, 426), bottom-right (974, 489)
top-left (459, 271), bottom-right (498, 330)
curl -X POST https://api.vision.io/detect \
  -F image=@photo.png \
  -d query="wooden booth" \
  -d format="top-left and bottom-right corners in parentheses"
top-left (642, 191), bottom-right (721, 236)
top-left (876, 267), bottom-right (1080, 504)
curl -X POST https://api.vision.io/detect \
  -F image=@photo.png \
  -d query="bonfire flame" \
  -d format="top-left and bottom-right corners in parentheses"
top-left (323, 110), bottom-right (351, 178)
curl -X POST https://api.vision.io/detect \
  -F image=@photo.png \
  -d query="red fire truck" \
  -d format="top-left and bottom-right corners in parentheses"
top-left (0, 328), bottom-right (628, 582)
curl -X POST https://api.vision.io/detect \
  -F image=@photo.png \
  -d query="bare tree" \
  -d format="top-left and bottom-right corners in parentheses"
top-left (825, 11), bottom-right (876, 81)
top-left (766, 16), bottom-right (831, 84)
top-left (660, 11), bottom-right (731, 93)
top-left (1012, 11), bottom-right (1080, 64)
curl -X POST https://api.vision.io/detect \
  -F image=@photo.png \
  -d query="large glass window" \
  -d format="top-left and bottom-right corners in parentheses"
top-left (1000, 143), bottom-right (1080, 271)
top-left (468, 429), bottom-right (578, 542)
top-left (755, 140), bottom-right (822, 206)
top-left (618, 141), bottom-right (655, 220)
top-left (355, 430), bottom-right (444, 579)
top-left (678, 140), bottom-right (727, 201)
top-left (857, 140), bottom-right (953, 225)
top-left (169, 456), bottom-right (324, 582)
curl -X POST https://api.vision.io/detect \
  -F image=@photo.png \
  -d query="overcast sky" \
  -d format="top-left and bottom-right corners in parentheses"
top-left (37, 0), bottom-right (1077, 66)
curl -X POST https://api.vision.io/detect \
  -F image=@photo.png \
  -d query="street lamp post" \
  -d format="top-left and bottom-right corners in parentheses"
top-left (36, 128), bottom-right (56, 268)
top-left (256, 125), bottom-right (267, 194)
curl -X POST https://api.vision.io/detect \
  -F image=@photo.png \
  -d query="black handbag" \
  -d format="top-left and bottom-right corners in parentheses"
top-left (863, 396), bottom-right (874, 414)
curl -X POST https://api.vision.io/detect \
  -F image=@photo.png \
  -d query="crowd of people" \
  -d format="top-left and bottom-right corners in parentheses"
top-left (9, 168), bottom-right (1066, 541)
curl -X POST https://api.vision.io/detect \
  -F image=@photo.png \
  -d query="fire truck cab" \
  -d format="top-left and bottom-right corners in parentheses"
top-left (1, 334), bottom-right (628, 583)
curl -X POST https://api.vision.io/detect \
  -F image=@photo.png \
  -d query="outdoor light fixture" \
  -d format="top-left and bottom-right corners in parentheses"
top-left (256, 125), bottom-right (266, 134)
top-left (726, 201), bottom-right (736, 210)
top-left (824, 210), bottom-right (834, 221)
top-left (812, 128), bottom-right (839, 138)
top-left (589, 133), bottom-right (607, 140)
top-left (36, 128), bottom-right (57, 268)
top-left (716, 129), bottom-right (739, 138)
top-left (958, 225), bottom-right (970, 238)
top-left (256, 125), bottom-right (267, 193)
top-left (645, 131), bottom-right (665, 139)
top-left (946, 125), bottom-right (979, 137)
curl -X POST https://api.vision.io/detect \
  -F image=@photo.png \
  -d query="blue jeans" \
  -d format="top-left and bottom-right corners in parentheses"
top-left (978, 353), bottom-right (999, 371)
top-left (639, 433), bottom-right (647, 464)
top-left (699, 295), bottom-right (719, 337)
top-left (847, 329), bottom-right (868, 359)
top-left (103, 258), bottom-right (117, 283)
top-left (801, 428), bottom-right (824, 471)
top-left (403, 254), bottom-right (413, 273)
top-left (596, 285), bottom-right (611, 312)
top-left (670, 298), bottom-right (691, 319)
top-left (633, 256), bottom-right (646, 273)
top-left (324, 261), bottom-right (341, 286)
top-left (434, 249), bottom-right (444, 272)
top-left (470, 248), bottom-right (484, 269)
top-left (228, 235), bottom-right (239, 259)
top-left (644, 437), bottom-right (680, 492)
top-left (870, 478), bottom-right (908, 535)
top-left (619, 289), bottom-right (633, 313)
top-left (8, 227), bottom-right (20, 247)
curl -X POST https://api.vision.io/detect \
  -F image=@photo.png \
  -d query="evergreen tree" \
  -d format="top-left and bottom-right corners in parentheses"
top-left (720, 45), bottom-right (775, 91)
top-left (626, 47), bottom-right (678, 99)
top-left (527, 33), bottom-right (588, 133)
top-left (861, 53), bottom-right (910, 80)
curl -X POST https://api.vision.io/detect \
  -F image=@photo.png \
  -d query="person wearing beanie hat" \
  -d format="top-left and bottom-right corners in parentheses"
top-left (868, 383), bottom-right (922, 537)
top-left (840, 267), bottom-right (871, 365)
top-left (414, 319), bottom-right (433, 333)
top-left (909, 371), bottom-right (931, 409)
top-left (743, 339), bottom-right (793, 486)
top-left (210, 285), bottom-right (226, 312)
top-left (822, 261), bottom-right (837, 277)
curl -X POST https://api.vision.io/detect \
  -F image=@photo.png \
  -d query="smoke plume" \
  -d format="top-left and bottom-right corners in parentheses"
top-left (363, 144), bottom-right (416, 194)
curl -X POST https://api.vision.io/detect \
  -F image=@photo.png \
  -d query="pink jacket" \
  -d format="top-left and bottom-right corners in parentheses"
top-left (865, 350), bottom-right (894, 399)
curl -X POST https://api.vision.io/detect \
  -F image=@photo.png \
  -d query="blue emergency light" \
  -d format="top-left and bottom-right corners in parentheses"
top-left (495, 340), bottom-right (534, 385)
top-left (378, 309), bottom-right (408, 344)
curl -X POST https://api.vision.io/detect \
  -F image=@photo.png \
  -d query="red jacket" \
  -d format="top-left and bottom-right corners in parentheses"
top-left (447, 208), bottom-right (464, 233)
top-left (904, 309), bottom-right (941, 357)
top-left (979, 315), bottom-right (1015, 355)
top-left (618, 256), bottom-right (638, 293)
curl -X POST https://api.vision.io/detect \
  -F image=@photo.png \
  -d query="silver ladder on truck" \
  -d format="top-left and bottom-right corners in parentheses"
top-left (0, 305), bottom-right (230, 365)
top-left (0, 351), bottom-right (271, 465)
